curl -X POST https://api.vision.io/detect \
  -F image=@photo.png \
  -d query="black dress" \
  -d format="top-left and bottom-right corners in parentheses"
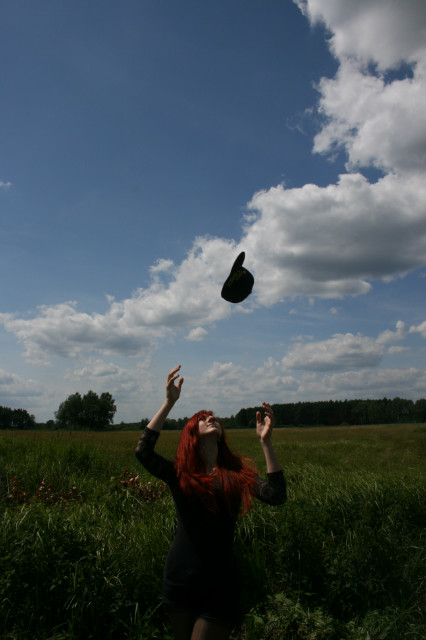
top-left (135, 427), bottom-right (286, 623)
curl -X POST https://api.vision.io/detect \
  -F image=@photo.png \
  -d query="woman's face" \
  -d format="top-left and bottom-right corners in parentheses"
top-left (198, 414), bottom-right (222, 440)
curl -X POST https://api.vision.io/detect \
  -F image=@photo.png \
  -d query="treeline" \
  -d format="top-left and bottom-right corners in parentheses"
top-left (236, 397), bottom-right (426, 428)
top-left (2, 397), bottom-right (425, 431)
top-left (136, 397), bottom-right (426, 430)
top-left (0, 391), bottom-right (116, 431)
top-left (0, 406), bottom-right (36, 430)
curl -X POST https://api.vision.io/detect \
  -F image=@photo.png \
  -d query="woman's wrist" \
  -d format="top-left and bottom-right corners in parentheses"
top-left (164, 397), bottom-right (176, 410)
top-left (261, 440), bottom-right (282, 473)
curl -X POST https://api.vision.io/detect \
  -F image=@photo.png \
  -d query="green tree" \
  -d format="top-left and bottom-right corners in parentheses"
top-left (413, 398), bottom-right (426, 422)
top-left (12, 408), bottom-right (36, 429)
top-left (97, 392), bottom-right (117, 428)
top-left (55, 392), bottom-right (83, 429)
top-left (55, 391), bottom-right (116, 430)
top-left (0, 406), bottom-right (13, 429)
top-left (235, 408), bottom-right (249, 427)
top-left (0, 406), bottom-right (35, 429)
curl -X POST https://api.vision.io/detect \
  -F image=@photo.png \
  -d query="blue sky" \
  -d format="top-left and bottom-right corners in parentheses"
top-left (1, 0), bottom-right (425, 423)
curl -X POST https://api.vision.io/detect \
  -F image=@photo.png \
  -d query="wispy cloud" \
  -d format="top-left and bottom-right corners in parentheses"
top-left (159, 322), bottom-right (423, 414)
top-left (0, 368), bottom-right (42, 401)
top-left (0, 315), bottom-right (422, 421)
top-left (185, 327), bottom-right (209, 342)
top-left (409, 320), bottom-right (426, 340)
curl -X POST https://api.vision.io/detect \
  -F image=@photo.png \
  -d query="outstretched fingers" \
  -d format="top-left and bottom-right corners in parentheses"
top-left (262, 402), bottom-right (274, 425)
top-left (166, 366), bottom-right (184, 402)
top-left (168, 365), bottom-right (181, 385)
top-left (168, 364), bottom-right (181, 379)
top-left (256, 402), bottom-right (275, 441)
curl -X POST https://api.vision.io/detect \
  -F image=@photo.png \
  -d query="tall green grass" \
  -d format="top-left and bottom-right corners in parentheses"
top-left (0, 425), bottom-right (425, 639)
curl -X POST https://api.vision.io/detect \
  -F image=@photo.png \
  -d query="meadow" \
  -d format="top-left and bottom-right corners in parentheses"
top-left (0, 424), bottom-right (425, 639)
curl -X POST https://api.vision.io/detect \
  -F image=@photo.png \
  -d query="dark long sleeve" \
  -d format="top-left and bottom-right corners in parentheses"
top-left (135, 427), bottom-right (176, 485)
top-left (254, 470), bottom-right (287, 505)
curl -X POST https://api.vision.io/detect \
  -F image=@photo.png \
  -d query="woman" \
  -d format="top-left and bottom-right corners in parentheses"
top-left (135, 365), bottom-right (286, 640)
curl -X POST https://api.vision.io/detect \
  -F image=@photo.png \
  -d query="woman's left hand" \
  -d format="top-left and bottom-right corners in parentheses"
top-left (166, 365), bottom-right (184, 405)
top-left (256, 402), bottom-right (274, 443)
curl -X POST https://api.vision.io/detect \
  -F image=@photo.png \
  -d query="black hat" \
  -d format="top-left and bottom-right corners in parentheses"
top-left (221, 252), bottom-right (254, 303)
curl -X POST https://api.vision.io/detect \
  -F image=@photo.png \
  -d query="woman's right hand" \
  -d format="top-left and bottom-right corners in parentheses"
top-left (166, 365), bottom-right (184, 404)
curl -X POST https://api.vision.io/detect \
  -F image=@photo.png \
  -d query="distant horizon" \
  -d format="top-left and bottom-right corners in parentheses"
top-left (18, 395), bottom-right (424, 427)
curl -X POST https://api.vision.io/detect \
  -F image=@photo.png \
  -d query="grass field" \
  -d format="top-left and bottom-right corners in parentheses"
top-left (0, 424), bottom-right (425, 639)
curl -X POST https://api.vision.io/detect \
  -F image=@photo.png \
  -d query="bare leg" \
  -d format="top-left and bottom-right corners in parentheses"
top-left (190, 616), bottom-right (233, 640)
top-left (168, 604), bottom-right (196, 640)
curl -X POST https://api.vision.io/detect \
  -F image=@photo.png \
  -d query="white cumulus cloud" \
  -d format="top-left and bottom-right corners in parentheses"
top-left (314, 55), bottom-right (426, 175)
top-left (0, 0), bottom-right (424, 367)
top-left (294, 0), bottom-right (426, 69)
top-left (239, 0), bottom-right (426, 305)
top-left (0, 238), bottom-right (237, 362)
top-left (281, 322), bottom-right (406, 372)
top-left (243, 173), bottom-right (425, 305)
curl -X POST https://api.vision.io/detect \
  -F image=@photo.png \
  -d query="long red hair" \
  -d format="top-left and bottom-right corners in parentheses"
top-left (174, 410), bottom-right (258, 516)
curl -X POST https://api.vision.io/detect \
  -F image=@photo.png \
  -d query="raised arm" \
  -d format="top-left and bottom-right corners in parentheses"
top-left (256, 402), bottom-right (282, 474)
top-left (146, 365), bottom-right (184, 433)
top-left (135, 366), bottom-right (184, 481)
